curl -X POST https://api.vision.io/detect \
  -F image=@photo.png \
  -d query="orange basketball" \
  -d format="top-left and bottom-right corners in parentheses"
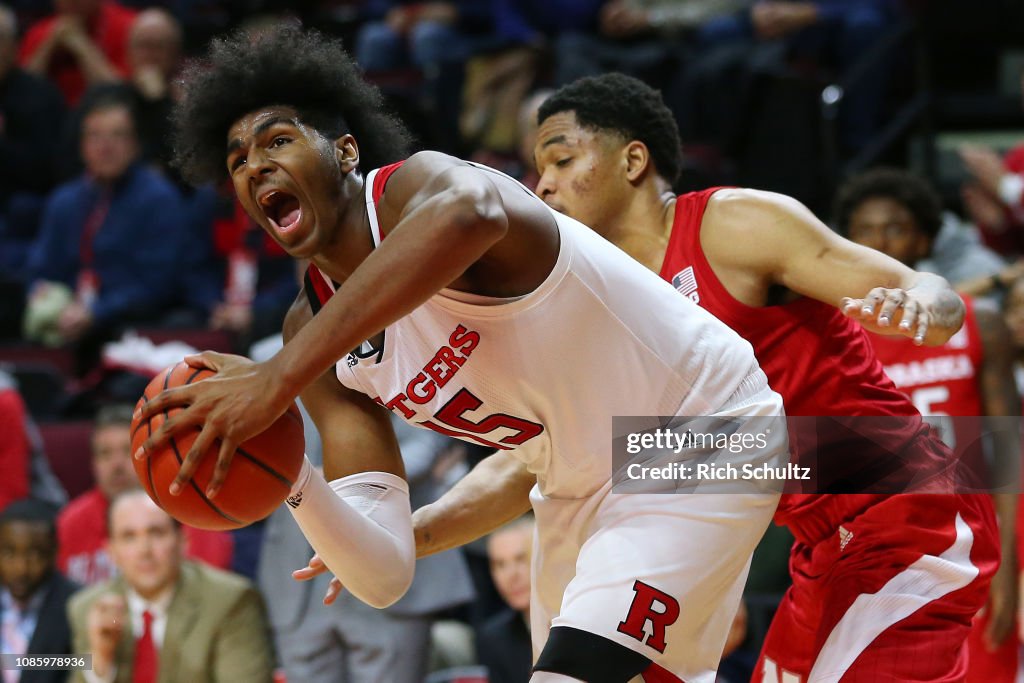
top-left (130, 362), bottom-right (305, 531)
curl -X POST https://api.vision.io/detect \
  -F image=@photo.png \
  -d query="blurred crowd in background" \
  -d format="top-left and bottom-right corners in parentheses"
top-left (1, 1), bottom-right (1024, 682)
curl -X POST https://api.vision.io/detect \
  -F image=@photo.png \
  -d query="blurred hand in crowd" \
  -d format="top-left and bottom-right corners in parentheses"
top-left (752, 1), bottom-right (819, 40)
top-left (86, 593), bottom-right (126, 678)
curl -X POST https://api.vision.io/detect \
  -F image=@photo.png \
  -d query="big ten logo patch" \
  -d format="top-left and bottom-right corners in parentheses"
top-left (671, 267), bottom-right (700, 304)
top-left (616, 581), bottom-right (681, 654)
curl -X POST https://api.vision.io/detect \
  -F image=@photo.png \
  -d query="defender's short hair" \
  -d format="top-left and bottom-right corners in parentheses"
top-left (538, 74), bottom-right (683, 185)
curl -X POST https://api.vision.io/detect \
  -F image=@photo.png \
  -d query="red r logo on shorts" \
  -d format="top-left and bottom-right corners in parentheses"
top-left (616, 580), bottom-right (680, 653)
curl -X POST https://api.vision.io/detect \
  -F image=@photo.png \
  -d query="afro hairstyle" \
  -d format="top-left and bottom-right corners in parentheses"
top-left (537, 73), bottom-right (683, 186)
top-left (172, 26), bottom-right (412, 186)
top-left (834, 167), bottom-right (944, 239)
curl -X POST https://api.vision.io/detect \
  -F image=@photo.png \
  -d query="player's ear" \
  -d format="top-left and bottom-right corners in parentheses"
top-left (335, 134), bottom-right (359, 174)
top-left (624, 140), bottom-right (651, 183)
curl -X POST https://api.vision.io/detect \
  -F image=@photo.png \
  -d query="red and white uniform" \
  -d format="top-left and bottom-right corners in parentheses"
top-left (661, 188), bottom-right (999, 682)
top-left (872, 299), bottom-right (1016, 682)
top-left (307, 163), bottom-right (788, 682)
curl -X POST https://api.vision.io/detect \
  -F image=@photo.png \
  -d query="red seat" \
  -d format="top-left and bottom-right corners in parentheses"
top-left (38, 421), bottom-right (95, 499)
top-left (0, 345), bottom-right (75, 377)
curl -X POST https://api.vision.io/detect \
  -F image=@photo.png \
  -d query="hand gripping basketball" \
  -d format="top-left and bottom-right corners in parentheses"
top-left (134, 351), bottom-right (296, 499)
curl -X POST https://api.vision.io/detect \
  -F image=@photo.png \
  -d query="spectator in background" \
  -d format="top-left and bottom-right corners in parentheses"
top-left (23, 89), bottom-right (185, 371)
top-left (0, 373), bottom-right (32, 513)
top-left (0, 500), bottom-right (78, 683)
top-left (833, 168), bottom-right (1007, 303)
top-left (842, 168), bottom-right (1021, 682)
top-left (0, 5), bottom-right (65, 293)
top-left (179, 192), bottom-right (298, 350)
top-left (124, 8), bottom-right (182, 178)
top-left (681, 0), bottom-right (897, 152)
top-left (18, 0), bottom-right (136, 107)
top-left (356, 1), bottom-right (492, 76)
top-left (1004, 277), bottom-right (1024, 400)
top-left (0, 370), bottom-right (68, 514)
top-left (475, 515), bottom-right (533, 683)
top-left (554, 0), bottom-right (744, 87)
top-left (959, 68), bottom-right (1024, 257)
top-left (355, 1), bottom-right (496, 151)
top-left (57, 405), bottom-right (232, 587)
top-left (68, 490), bottom-right (273, 683)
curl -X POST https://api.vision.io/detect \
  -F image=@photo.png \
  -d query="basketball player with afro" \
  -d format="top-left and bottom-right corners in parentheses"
top-left (412, 74), bottom-right (1001, 682)
top-left (137, 26), bottom-right (793, 682)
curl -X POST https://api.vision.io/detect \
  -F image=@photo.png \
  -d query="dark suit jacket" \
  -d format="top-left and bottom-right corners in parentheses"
top-left (0, 572), bottom-right (79, 683)
top-left (476, 608), bottom-right (532, 683)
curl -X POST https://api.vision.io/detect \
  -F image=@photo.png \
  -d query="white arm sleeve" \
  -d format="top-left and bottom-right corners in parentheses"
top-left (286, 457), bottom-right (414, 608)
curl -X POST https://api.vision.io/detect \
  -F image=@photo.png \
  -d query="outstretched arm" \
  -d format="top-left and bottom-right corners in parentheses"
top-left (703, 189), bottom-right (964, 345)
top-left (296, 449), bottom-right (535, 604)
top-left (137, 152), bottom-right (556, 492)
top-left (414, 450), bottom-right (535, 557)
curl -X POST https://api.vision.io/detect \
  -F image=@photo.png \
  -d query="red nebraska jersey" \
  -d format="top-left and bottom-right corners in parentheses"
top-left (871, 296), bottom-right (984, 427)
top-left (661, 189), bottom-right (937, 534)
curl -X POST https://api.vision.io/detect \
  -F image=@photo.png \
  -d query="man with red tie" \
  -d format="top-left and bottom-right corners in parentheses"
top-left (67, 490), bottom-right (273, 683)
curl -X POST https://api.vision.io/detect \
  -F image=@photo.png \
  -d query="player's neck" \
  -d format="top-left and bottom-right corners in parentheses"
top-left (605, 183), bottom-right (676, 274)
top-left (313, 171), bottom-right (372, 283)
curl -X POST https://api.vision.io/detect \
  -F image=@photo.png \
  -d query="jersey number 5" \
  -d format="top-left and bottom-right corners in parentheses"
top-left (420, 388), bottom-right (544, 450)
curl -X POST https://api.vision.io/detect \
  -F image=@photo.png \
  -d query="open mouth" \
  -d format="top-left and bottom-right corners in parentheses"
top-left (258, 190), bottom-right (303, 233)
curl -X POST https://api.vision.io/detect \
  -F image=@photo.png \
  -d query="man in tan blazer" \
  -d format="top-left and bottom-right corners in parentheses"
top-left (67, 489), bottom-right (274, 683)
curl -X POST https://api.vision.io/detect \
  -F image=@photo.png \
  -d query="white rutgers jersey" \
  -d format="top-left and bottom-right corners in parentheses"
top-left (314, 163), bottom-right (764, 499)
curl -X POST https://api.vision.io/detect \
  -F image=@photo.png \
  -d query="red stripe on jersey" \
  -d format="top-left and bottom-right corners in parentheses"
top-left (370, 160), bottom-right (407, 240)
top-left (304, 161), bottom-right (406, 306)
top-left (642, 662), bottom-right (684, 682)
top-left (306, 264), bottom-right (335, 307)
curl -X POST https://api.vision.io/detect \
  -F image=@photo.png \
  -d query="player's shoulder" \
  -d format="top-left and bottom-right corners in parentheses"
top-left (705, 187), bottom-right (801, 221)
top-left (704, 187), bottom-right (824, 242)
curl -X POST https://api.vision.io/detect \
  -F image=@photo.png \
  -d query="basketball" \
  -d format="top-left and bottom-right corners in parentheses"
top-left (130, 362), bottom-right (306, 531)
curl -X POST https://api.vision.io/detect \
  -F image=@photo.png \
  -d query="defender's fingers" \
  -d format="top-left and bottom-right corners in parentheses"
top-left (323, 577), bottom-right (343, 605)
top-left (914, 316), bottom-right (929, 345)
top-left (898, 300), bottom-right (920, 333)
top-left (861, 288), bottom-right (887, 316)
top-left (875, 290), bottom-right (906, 327)
top-left (840, 297), bottom-right (864, 317)
top-left (292, 555), bottom-right (328, 581)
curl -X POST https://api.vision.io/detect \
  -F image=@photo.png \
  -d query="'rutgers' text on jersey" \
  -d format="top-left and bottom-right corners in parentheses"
top-left (305, 164), bottom-right (765, 500)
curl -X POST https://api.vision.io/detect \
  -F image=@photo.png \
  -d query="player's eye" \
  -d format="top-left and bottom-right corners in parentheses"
top-left (230, 155), bottom-right (246, 172)
top-left (271, 136), bottom-right (291, 148)
top-left (555, 158), bottom-right (572, 168)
